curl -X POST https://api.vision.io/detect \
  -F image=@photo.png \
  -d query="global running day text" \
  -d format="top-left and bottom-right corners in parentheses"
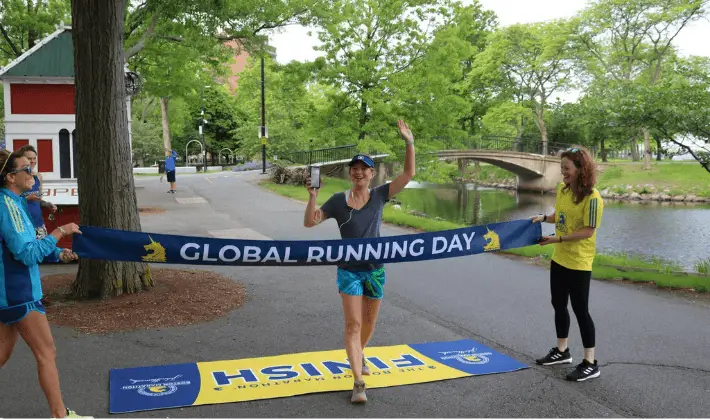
top-left (178, 232), bottom-right (477, 264)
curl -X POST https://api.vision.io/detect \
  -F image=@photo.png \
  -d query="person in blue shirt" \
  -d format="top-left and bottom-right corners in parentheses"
top-left (16, 145), bottom-right (58, 239)
top-left (16, 145), bottom-right (60, 307)
top-left (0, 150), bottom-right (91, 418)
top-left (164, 148), bottom-right (178, 193)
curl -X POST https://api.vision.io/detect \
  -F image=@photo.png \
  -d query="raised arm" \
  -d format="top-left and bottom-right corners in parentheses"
top-left (303, 175), bottom-right (329, 227)
top-left (387, 120), bottom-right (416, 199)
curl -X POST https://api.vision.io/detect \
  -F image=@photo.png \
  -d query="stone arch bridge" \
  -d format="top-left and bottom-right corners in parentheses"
top-left (437, 150), bottom-right (562, 192)
top-left (283, 139), bottom-right (577, 192)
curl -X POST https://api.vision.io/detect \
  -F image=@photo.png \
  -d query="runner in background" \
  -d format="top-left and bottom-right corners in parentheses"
top-left (531, 146), bottom-right (603, 382)
top-left (164, 148), bottom-right (178, 194)
top-left (303, 120), bottom-right (416, 403)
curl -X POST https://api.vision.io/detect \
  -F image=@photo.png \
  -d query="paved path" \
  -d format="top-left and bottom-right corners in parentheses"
top-left (2, 170), bottom-right (709, 418)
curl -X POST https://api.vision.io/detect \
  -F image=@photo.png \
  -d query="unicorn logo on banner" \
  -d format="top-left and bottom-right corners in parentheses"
top-left (483, 228), bottom-right (500, 252)
top-left (438, 348), bottom-right (493, 365)
top-left (142, 236), bottom-right (167, 263)
top-left (122, 374), bottom-right (190, 398)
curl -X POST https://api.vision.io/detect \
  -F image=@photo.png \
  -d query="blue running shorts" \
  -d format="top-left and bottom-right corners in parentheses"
top-left (336, 267), bottom-right (386, 299)
top-left (0, 300), bottom-right (46, 325)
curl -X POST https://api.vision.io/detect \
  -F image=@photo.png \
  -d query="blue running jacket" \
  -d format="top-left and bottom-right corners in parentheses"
top-left (0, 188), bottom-right (61, 309)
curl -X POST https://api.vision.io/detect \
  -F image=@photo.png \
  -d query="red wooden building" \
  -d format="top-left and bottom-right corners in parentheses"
top-left (0, 24), bottom-right (134, 247)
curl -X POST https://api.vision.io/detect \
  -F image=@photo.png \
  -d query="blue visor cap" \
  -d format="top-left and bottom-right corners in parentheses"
top-left (348, 154), bottom-right (375, 168)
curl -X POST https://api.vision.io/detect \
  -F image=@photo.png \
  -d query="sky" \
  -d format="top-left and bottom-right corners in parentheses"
top-left (268, 0), bottom-right (710, 64)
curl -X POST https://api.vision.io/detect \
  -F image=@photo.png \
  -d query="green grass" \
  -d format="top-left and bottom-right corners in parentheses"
top-left (696, 258), bottom-right (710, 276)
top-left (597, 161), bottom-right (710, 196)
top-left (261, 177), bottom-right (709, 292)
top-left (499, 246), bottom-right (708, 291)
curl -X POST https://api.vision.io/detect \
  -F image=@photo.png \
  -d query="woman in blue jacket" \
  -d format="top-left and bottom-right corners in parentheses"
top-left (0, 150), bottom-right (90, 418)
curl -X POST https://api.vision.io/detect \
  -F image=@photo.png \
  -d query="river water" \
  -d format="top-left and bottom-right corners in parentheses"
top-left (396, 182), bottom-right (710, 270)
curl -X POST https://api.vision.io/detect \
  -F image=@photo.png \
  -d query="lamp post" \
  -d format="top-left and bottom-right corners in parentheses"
top-left (200, 85), bottom-right (211, 172)
top-left (260, 54), bottom-right (267, 174)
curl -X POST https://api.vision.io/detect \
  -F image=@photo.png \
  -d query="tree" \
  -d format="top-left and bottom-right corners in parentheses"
top-left (312, 0), bottom-right (457, 147)
top-left (480, 101), bottom-right (531, 139)
top-left (390, 1), bottom-right (496, 150)
top-left (129, 21), bottom-right (230, 153)
top-left (122, 0), bottom-right (319, 154)
top-left (187, 84), bottom-right (241, 161)
top-left (615, 55), bottom-right (710, 173)
top-left (474, 19), bottom-right (576, 155)
top-left (574, 0), bottom-right (706, 169)
top-left (71, 0), bottom-right (151, 298)
top-left (0, 0), bottom-right (71, 64)
top-left (130, 118), bottom-right (163, 166)
top-left (232, 57), bottom-right (317, 160)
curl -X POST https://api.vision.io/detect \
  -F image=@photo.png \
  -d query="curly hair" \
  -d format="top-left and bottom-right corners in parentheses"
top-left (560, 146), bottom-right (596, 204)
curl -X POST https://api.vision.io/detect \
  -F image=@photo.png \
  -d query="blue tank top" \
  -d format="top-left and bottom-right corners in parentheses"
top-left (21, 175), bottom-right (45, 228)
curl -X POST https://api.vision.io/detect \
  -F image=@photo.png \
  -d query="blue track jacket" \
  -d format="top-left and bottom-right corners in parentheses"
top-left (0, 188), bottom-right (61, 308)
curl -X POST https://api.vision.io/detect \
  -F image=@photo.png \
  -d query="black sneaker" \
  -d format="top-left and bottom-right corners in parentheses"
top-left (566, 359), bottom-right (600, 381)
top-left (536, 347), bottom-right (572, 365)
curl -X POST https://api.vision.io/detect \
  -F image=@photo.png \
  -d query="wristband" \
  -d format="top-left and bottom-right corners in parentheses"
top-left (405, 140), bottom-right (414, 145)
top-left (59, 226), bottom-right (66, 237)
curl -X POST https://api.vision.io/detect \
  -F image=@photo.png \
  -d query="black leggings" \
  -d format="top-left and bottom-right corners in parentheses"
top-left (550, 260), bottom-right (595, 348)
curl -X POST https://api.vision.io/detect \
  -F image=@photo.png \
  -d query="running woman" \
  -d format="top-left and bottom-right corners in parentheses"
top-left (303, 120), bottom-right (415, 403)
top-left (531, 146), bottom-right (603, 382)
top-left (0, 150), bottom-right (91, 418)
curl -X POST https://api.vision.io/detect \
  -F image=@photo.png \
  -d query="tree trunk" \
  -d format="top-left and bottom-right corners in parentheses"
top-left (600, 138), bottom-right (607, 162)
top-left (642, 128), bottom-right (652, 169)
top-left (630, 136), bottom-right (640, 161)
top-left (70, 0), bottom-right (152, 299)
top-left (160, 97), bottom-right (171, 150)
top-left (472, 188), bottom-right (480, 225)
top-left (655, 136), bottom-right (663, 161)
top-left (27, 1), bottom-right (37, 49)
top-left (533, 107), bottom-right (548, 155)
top-left (358, 98), bottom-right (367, 141)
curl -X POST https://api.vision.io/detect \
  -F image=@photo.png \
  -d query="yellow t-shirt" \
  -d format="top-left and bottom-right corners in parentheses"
top-left (551, 183), bottom-right (603, 271)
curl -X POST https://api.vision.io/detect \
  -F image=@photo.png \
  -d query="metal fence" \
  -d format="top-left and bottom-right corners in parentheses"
top-left (282, 144), bottom-right (383, 165)
top-left (282, 136), bottom-right (596, 165)
top-left (432, 135), bottom-right (585, 156)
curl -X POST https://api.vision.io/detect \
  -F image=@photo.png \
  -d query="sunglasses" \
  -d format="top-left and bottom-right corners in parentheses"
top-left (565, 147), bottom-right (580, 153)
top-left (8, 165), bottom-right (32, 175)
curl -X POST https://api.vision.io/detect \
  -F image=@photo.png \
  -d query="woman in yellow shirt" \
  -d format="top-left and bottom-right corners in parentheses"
top-left (531, 147), bottom-right (603, 382)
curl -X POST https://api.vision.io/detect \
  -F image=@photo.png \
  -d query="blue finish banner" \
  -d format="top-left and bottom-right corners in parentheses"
top-left (73, 219), bottom-right (541, 266)
top-left (109, 338), bottom-right (528, 413)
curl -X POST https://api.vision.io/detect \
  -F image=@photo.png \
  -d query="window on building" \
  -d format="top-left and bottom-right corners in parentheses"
top-left (37, 139), bottom-right (54, 172)
top-left (59, 129), bottom-right (71, 178)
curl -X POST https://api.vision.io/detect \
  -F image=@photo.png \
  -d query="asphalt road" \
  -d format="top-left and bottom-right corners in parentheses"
top-left (2, 170), bottom-right (709, 418)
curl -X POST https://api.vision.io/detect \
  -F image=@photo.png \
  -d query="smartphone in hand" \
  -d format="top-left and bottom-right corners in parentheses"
top-left (310, 166), bottom-right (320, 189)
